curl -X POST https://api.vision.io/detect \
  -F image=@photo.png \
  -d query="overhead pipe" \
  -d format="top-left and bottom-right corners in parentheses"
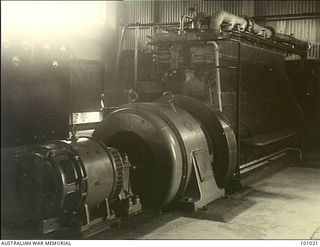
top-left (210, 10), bottom-right (247, 31)
top-left (210, 10), bottom-right (272, 38)
top-left (206, 10), bottom-right (310, 50)
top-left (209, 10), bottom-right (271, 37)
top-left (273, 33), bottom-right (311, 50)
top-left (179, 14), bottom-right (193, 33)
top-left (115, 22), bottom-right (180, 83)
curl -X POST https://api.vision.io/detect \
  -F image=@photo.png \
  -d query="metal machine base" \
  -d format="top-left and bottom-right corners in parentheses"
top-left (179, 149), bottom-right (224, 212)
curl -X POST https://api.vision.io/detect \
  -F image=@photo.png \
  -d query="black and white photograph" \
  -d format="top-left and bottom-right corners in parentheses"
top-left (1, 0), bottom-right (320, 243)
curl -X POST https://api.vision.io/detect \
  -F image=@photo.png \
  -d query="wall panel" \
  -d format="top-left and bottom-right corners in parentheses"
top-left (254, 0), bottom-right (320, 16)
top-left (265, 18), bottom-right (320, 59)
top-left (116, 0), bottom-right (319, 55)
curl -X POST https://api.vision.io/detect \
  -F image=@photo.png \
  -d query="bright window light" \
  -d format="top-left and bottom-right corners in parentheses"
top-left (1, 1), bottom-right (113, 37)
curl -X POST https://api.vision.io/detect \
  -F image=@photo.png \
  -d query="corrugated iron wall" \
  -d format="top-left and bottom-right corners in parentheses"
top-left (118, 0), bottom-right (254, 24)
top-left (118, 1), bottom-right (154, 50)
top-left (265, 18), bottom-right (320, 59)
top-left (71, 60), bottom-right (102, 111)
top-left (116, 0), bottom-right (320, 55)
top-left (159, 0), bottom-right (254, 22)
top-left (254, 0), bottom-right (320, 16)
top-left (117, 0), bottom-right (255, 50)
top-left (254, 0), bottom-right (320, 59)
top-left (68, 38), bottom-right (103, 111)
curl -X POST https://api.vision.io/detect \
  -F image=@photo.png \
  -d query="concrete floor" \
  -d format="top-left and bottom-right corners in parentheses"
top-left (2, 161), bottom-right (319, 240)
top-left (141, 166), bottom-right (320, 239)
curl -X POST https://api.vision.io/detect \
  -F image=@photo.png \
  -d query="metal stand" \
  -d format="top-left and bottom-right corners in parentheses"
top-left (179, 149), bottom-right (224, 211)
top-left (47, 200), bottom-right (121, 239)
top-left (78, 200), bottom-right (119, 239)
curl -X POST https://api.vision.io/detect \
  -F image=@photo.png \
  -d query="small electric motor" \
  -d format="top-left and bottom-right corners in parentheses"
top-left (2, 136), bottom-right (142, 238)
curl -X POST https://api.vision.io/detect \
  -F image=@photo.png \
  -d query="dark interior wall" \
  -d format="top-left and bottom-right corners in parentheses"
top-left (286, 60), bottom-right (320, 152)
top-left (1, 31), bottom-right (105, 117)
top-left (1, 39), bottom-right (71, 147)
top-left (254, 0), bottom-right (320, 16)
top-left (252, 1), bottom-right (320, 151)
top-left (1, 2), bottom-right (113, 147)
top-left (1, 1), bottom-right (111, 113)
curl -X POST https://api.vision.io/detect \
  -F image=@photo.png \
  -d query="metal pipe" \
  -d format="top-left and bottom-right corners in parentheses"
top-left (208, 84), bottom-right (214, 105)
top-left (238, 31), bottom-right (307, 56)
top-left (253, 13), bottom-right (320, 21)
top-left (274, 33), bottom-right (311, 50)
top-left (115, 24), bottom-right (130, 82)
top-left (232, 39), bottom-right (242, 179)
top-left (207, 38), bottom-right (241, 177)
top-left (207, 41), bottom-right (222, 112)
top-left (115, 22), bottom-right (180, 83)
top-left (210, 10), bottom-right (247, 31)
top-left (240, 147), bottom-right (302, 172)
top-left (127, 22), bottom-right (179, 29)
top-left (180, 15), bottom-right (193, 33)
top-left (134, 27), bottom-right (140, 87)
top-left (209, 10), bottom-right (271, 37)
top-left (208, 10), bottom-right (310, 50)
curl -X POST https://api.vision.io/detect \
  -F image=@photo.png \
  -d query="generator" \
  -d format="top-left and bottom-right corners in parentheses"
top-left (1, 136), bottom-right (142, 238)
top-left (1, 9), bottom-right (310, 239)
top-left (94, 94), bottom-right (237, 211)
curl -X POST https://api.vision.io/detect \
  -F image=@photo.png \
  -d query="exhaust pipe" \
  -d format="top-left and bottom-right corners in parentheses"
top-left (210, 10), bottom-right (273, 37)
top-left (210, 10), bottom-right (247, 31)
top-left (202, 10), bottom-right (310, 51)
top-left (274, 33), bottom-right (311, 50)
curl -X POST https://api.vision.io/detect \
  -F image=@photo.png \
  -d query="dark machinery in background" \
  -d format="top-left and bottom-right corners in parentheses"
top-left (1, 39), bottom-right (71, 147)
top-left (286, 60), bottom-right (320, 154)
top-left (1, 8), bottom-right (311, 239)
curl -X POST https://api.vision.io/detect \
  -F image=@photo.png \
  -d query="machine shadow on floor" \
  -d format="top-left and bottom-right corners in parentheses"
top-left (89, 198), bottom-right (257, 239)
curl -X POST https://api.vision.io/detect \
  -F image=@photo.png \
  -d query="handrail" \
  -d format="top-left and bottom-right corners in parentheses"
top-left (114, 22), bottom-right (180, 84)
top-left (240, 147), bottom-right (302, 172)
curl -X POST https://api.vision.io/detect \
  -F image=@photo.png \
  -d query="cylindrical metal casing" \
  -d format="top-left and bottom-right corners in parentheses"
top-left (73, 137), bottom-right (120, 210)
top-left (93, 102), bottom-right (209, 209)
top-left (157, 95), bottom-right (238, 188)
top-left (5, 137), bottom-right (124, 217)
